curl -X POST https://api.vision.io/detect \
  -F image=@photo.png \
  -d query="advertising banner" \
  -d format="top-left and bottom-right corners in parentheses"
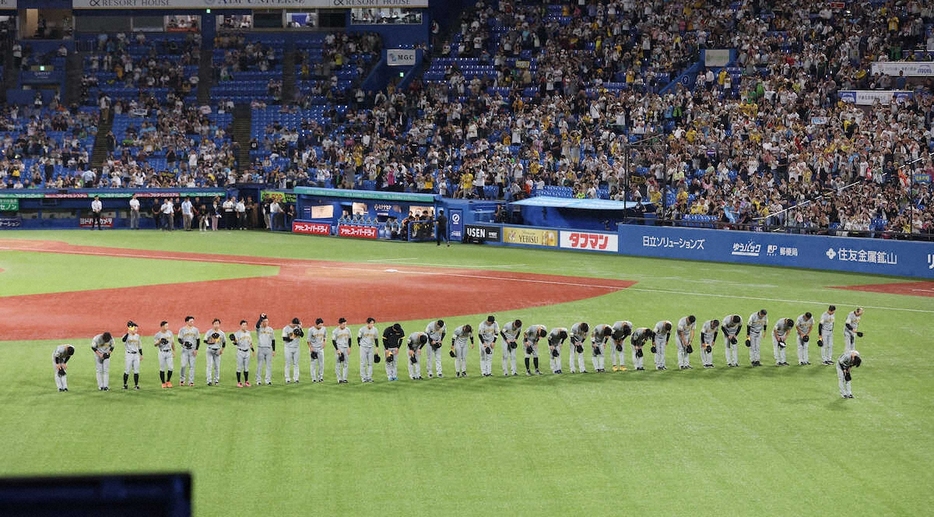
top-left (79, 217), bottom-right (114, 229)
top-left (292, 221), bottom-right (331, 236)
top-left (503, 226), bottom-right (557, 247)
top-left (617, 225), bottom-right (934, 279)
top-left (0, 198), bottom-right (19, 211)
top-left (838, 90), bottom-right (913, 105)
top-left (464, 224), bottom-right (501, 243)
top-left (448, 209), bottom-right (463, 241)
top-left (559, 230), bottom-right (619, 253)
top-left (387, 49), bottom-right (417, 66)
top-left (337, 224), bottom-right (378, 239)
top-left (0, 216), bottom-right (21, 228)
top-left (870, 61), bottom-right (934, 77)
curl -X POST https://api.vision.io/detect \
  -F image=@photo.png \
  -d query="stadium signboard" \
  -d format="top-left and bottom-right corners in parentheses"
top-left (559, 231), bottom-right (618, 253)
top-left (870, 61), bottom-right (934, 77)
top-left (0, 198), bottom-right (18, 211)
top-left (72, 0), bottom-right (428, 9)
top-left (337, 224), bottom-right (378, 239)
top-left (292, 221), bottom-right (331, 236)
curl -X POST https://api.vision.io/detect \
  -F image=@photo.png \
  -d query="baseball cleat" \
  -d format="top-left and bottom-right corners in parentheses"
top-left (123, 385), bottom-right (128, 390)
top-left (161, 383), bottom-right (167, 389)
top-left (236, 382), bottom-right (243, 388)
top-left (134, 385), bottom-right (140, 390)
top-left (612, 366), bottom-right (618, 372)
top-left (245, 382), bottom-right (251, 387)
top-left (619, 366), bottom-right (627, 371)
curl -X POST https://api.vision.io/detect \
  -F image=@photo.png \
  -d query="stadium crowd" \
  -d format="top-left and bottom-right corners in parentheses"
top-left (2, 1), bottom-right (934, 236)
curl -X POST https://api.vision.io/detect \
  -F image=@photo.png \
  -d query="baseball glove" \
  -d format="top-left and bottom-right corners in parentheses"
top-left (650, 346), bottom-right (657, 354)
top-left (430, 342), bottom-right (441, 350)
top-left (550, 348), bottom-right (560, 358)
top-left (778, 340), bottom-right (786, 349)
top-left (730, 336), bottom-right (738, 345)
top-left (386, 353), bottom-right (394, 363)
top-left (802, 335), bottom-right (809, 343)
top-left (593, 346), bottom-right (602, 356)
top-left (373, 354), bottom-right (381, 364)
top-left (159, 338), bottom-right (168, 345)
top-left (409, 354), bottom-right (418, 364)
top-left (101, 353), bottom-right (110, 360)
top-left (856, 331), bottom-right (863, 338)
top-left (844, 371), bottom-right (852, 382)
top-left (449, 349), bottom-right (456, 358)
top-left (575, 344), bottom-right (584, 354)
top-left (310, 351), bottom-right (318, 360)
top-left (744, 338), bottom-right (751, 348)
top-left (57, 368), bottom-right (66, 377)
top-left (525, 345), bottom-right (534, 355)
top-left (508, 342), bottom-right (517, 350)
top-left (635, 349), bottom-right (643, 358)
top-left (483, 346), bottom-right (492, 355)
top-left (338, 352), bottom-right (346, 363)
top-left (228, 333), bottom-right (236, 342)
top-left (705, 345), bottom-right (712, 353)
top-left (616, 344), bottom-right (623, 352)
top-left (685, 345), bottom-right (693, 354)
top-left (817, 339), bottom-right (824, 347)
top-left (211, 332), bottom-right (221, 340)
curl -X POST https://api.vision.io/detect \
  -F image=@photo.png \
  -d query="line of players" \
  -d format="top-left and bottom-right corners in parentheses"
top-left (51, 307), bottom-right (865, 396)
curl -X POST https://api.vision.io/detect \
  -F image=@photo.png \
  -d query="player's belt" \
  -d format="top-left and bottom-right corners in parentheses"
top-left (238, 348), bottom-right (251, 352)
top-left (127, 351), bottom-right (138, 354)
top-left (183, 343), bottom-right (194, 348)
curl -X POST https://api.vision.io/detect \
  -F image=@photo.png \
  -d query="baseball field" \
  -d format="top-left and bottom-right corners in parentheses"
top-left (1, 230), bottom-right (932, 516)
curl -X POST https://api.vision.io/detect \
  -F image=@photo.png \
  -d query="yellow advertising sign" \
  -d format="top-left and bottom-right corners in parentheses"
top-left (503, 227), bottom-right (558, 247)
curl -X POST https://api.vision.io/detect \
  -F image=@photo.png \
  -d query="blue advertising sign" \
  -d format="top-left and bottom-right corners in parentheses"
top-left (617, 225), bottom-right (934, 279)
top-left (449, 209), bottom-right (463, 241)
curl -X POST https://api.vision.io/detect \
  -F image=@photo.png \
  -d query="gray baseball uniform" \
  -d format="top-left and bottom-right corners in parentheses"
top-left (255, 324), bottom-right (275, 385)
top-left (308, 324), bottom-right (327, 382)
top-left (154, 329), bottom-right (175, 374)
top-left (452, 325), bottom-right (474, 377)
top-left (406, 331), bottom-right (428, 380)
top-left (500, 321), bottom-right (522, 376)
top-left (610, 320), bottom-right (632, 370)
top-left (233, 329), bottom-right (253, 380)
top-left (548, 327), bottom-right (568, 373)
top-left (424, 321), bottom-right (446, 378)
top-left (568, 322), bottom-right (589, 373)
top-left (358, 324), bottom-right (380, 382)
top-left (721, 314), bottom-right (742, 367)
top-left (676, 317), bottom-right (696, 369)
top-left (203, 327), bottom-right (226, 384)
top-left (819, 309), bottom-right (835, 364)
top-left (630, 327), bottom-right (652, 370)
top-left (332, 325), bottom-right (352, 382)
top-left (591, 324), bottom-right (611, 372)
top-left (795, 314), bottom-right (814, 365)
top-left (53, 345), bottom-right (73, 391)
top-left (91, 333), bottom-right (115, 390)
top-left (653, 320), bottom-right (672, 370)
top-left (477, 320), bottom-right (499, 376)
top-left (282, 323), bottom-right (303, 383)
top-left (747, 311), bottom-right (768, 365)
top-left (699, 320), bottom-right (718, 368)
top-left (123, 331), bottom-right (143, 375)
top-left (523, 324), bottom-right (546, 375)
top-left (772, 319), bottom-right (793, 365)
top-left (843, 310), bottom-right (861, 352)
top-left (836, 351), bottom-right (860, 398)
top-left (177, 324), bottom-right (200, 385)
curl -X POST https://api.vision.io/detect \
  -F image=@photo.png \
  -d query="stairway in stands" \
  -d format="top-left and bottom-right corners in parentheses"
top-left (63, 50), bottom-right (83, 107)
top-left (197, 48), bottom-right (212, 105)
top-left (89, 112), bottom-right (113, 170)
top-left (281, 49), bottom-right (296, 103)
top-left (231, 104), bottom-right (252, 172)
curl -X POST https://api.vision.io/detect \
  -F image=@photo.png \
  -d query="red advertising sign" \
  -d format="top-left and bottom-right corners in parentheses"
top-left (292, 221), bottom-right (331, 236)
top-left (79, 217), bottom-right (114, 228)
top-left (559, 231), bottom-right (619, 252)
top-left (337, 224), bottom-right (378, 239)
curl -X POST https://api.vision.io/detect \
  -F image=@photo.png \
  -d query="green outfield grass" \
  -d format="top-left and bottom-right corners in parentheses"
top-left (1, 230), bottom-right (932, 516)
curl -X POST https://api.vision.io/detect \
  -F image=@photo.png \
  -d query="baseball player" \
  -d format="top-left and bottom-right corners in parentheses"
top-left (676, 315), bottom-right (696, 370)
top-left (836, 350), bottom-right (862, 398)
top-left (91, 331), bottom-right (115, 391)
top-left (746, 309), bottom-right (768, 366)
top-left (53, 344), bottom-right (75, 391)
top-left (154, 321), bottom-right (175, 388)
top-left (843, 307), bottom-right (864, 353)
top-left (358, 318), bottom-right (380, 383)
top-left (232, 320), bottom-right (254, 387)
top-left (406, 331), bottom-right (428, 380)
top-left (308, 318), bottom-right (327, 383)
top-left (610, 321), bottom-right (632, 372)
top-left (795, 312), bottom-right (814, 365)
top-left (547, 327), bottom-right (568, 374)
top-left (500, 319), bottom-right (522, 376)
top-left (332, 317), bottom-right (352, 383)
top-left (568, 322), bottom-right (590, 373)
top-left (203, 318), bottom-right (226, 385)
top-left (383, 323), bottom-right (405, 381)
top-left (590, 324), bottom-right (612, 373)
top-left (477, 315), bottom-right (499, 377)
top-left (818, 305), bottom-right (836, 365)
top-left (699, 319), bottom-right (719, 368)
top-left (523, 324), bottom-right (547, 375)
top-left (772, 318), bottom-right (794, 366)
top-left (720, 314), bottom-right (743, 367)
top-left (254, 315), bottom-right (276, 385)
top-left (424, 319), bottom-right (446, 379)
top-left (450, 324), bottom-right (474, 378)
top-left (630, 327), bottom-right (654, 371)
top-left (177, 316), bottom-right (200, 386)
top-left (122, 322), bottom-right (143, 390)
top-left (282, 317), bottom-right (304, 383)
top-left (652, 320), bottom-right (672, 370)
